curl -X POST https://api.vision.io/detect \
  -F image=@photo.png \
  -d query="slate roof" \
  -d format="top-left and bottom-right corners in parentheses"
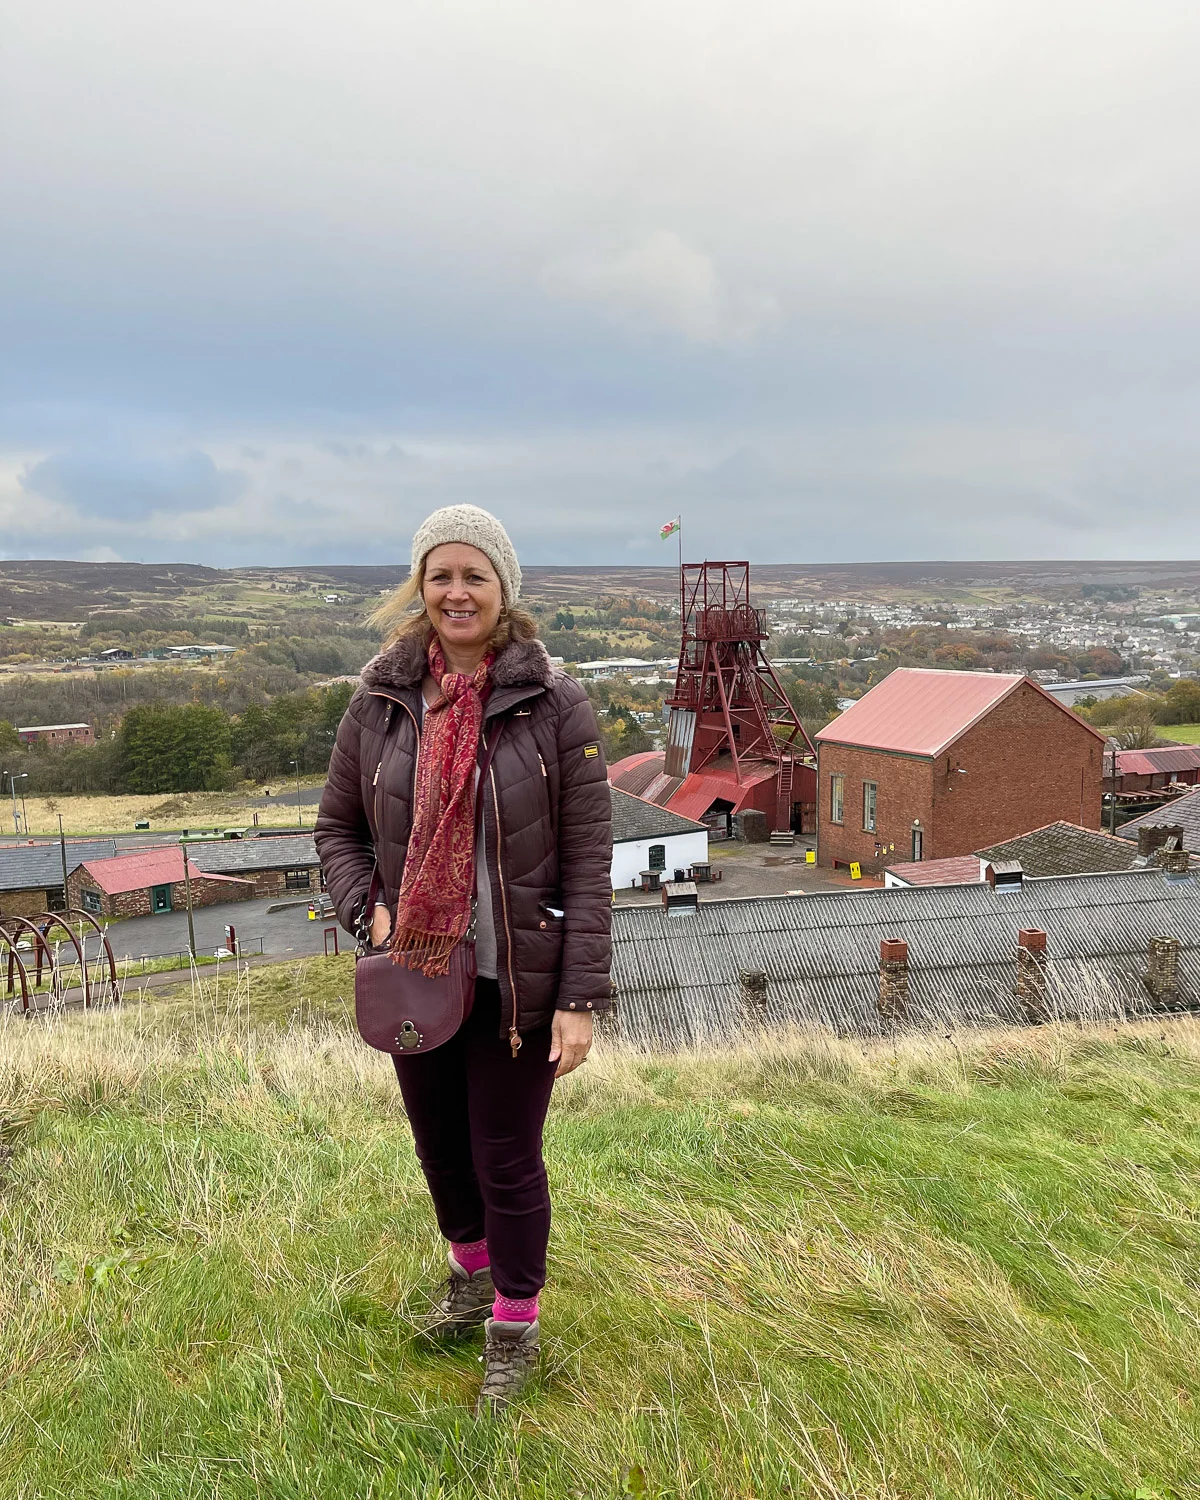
top-left (0, 839), bottom-right (117, 892)
top-left (1116, 787), bottom-right (1200, 854)
top-left (610, 788), bottom-right (707, 843)
top-left (609, 868), bottom-right (1200, 1048)
top-left (975, 821), bottom-right (1142, 877)
top-left (186, 834), bottom-right (321, 873)
top-left (814, 668), bottom-right (1105, 757)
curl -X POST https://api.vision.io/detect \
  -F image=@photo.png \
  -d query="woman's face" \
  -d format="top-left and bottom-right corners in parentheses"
top-left (422, 543), bottom-right (503, 656)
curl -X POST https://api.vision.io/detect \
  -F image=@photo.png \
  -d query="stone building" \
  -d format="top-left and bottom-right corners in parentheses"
top-left (185, 834), bottom-right (324, 898)
top-left (0, 838), bottom-right (117, 922)
top-left (68, 847), bottom-right (254, 918)
top-left (815, 669), bottom-right (1106, 874)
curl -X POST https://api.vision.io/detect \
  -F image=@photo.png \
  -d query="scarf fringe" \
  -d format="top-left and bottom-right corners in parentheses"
top-left (389, 926), bottom-right (461, 978)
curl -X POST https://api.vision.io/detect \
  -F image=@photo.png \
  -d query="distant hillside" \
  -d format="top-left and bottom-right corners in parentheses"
top-left (5, 557), bottom-right (1200, 619)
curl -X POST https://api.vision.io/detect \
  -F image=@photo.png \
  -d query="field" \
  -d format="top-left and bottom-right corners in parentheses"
top-left (15, 785), bottom-right (327, 837)
top-left (1162, 724), bottom-right (1200, 744)
top-left (0, 961), bottom-right (1198, 1498)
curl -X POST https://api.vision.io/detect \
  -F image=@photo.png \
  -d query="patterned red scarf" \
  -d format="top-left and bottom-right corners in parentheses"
top-left (390, 638), bottom-right (493, 976)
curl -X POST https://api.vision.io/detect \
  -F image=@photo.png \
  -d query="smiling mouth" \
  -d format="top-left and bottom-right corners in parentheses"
top-left (442, 609), bottom-right (477, 620)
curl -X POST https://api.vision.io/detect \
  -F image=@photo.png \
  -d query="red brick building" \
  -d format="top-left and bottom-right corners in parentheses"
top-left (68, 846), bottom-right (254, 918)
top-left (815, 669), bottom-right (1106, 874)
top-left (17, 722), bottom-right (95, 747)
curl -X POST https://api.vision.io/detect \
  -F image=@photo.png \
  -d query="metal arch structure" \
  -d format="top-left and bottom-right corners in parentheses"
top-left (3, 916), bottom-right (60, 1005)
top-left (0, 910), bottom-right (122, 1015)
top-left (44, 909), bottom-right (122, 1008)
top-left (0, 927), bottom-right (34, 1014)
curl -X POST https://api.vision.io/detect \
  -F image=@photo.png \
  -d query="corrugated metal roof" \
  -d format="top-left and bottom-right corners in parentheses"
top-left (80, 848), bottom-right (253, 895)
top-left (610, 788), bottom-right (706, 843)
top-left (667, 760), bottom-right (778, 820)
top-left (814, 668), bottom-right (1105, 757)
top-left (886, 856), bottom-right (982, 886)
top-left (610, 869), bottom-right (1200, 1047)
top-left (1117, 787), bottom-right (1200, 854)
top-left (0, 838), bottom-right (117, 892)
top-left (1115, 746), bottom-right (1200, 777)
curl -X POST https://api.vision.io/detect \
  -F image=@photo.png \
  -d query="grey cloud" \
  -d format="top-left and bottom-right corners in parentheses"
top-left (20, 447), bottom-right (248, 519)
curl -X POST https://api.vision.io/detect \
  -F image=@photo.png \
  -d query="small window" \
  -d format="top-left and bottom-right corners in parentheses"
top-left (911, 827), bottom-right (923, 862)
top-left (46, 888), bottom-right (66, 912)
top-left (285, 869), bottom-right (312, 891)
top-left (82, 888), bottom-right (101, 913)
top-left (830, 774), bottom-right (844, 825)
top-left (647, 845), bottom-right (666, 871)
top-left (863, 781), bottom-right (877, 832)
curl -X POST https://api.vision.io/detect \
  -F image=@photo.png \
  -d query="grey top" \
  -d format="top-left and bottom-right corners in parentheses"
top-left (419, 695), bottom-right (498, 980)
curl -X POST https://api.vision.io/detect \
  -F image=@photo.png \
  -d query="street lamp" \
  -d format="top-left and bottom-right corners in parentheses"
top-left (290, 758), bottom-right (303, 826)
top-left (3, 771), bottom-right (28, 835)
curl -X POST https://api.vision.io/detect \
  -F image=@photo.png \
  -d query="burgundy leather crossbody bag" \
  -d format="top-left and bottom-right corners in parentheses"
top-left (354, 722), bottom-right (502, 1055)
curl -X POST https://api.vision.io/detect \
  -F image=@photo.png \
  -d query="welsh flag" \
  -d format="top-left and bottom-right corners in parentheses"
top-left (660, 517), bottom-right (681, 540)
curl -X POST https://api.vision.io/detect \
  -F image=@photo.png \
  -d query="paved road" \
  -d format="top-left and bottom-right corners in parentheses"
top-left (71, 895), bottom-right (352, 963)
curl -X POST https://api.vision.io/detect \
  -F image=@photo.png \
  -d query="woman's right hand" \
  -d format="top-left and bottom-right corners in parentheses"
top-left (370, 904), bottom-right (392, 949)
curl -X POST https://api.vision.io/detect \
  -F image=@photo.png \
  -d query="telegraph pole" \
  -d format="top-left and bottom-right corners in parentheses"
top-left (58, 813), bottom-right (70, 907)
top-left (181, 842), bottom-right (197, 960)
top-left (291, 758), bottom-right (303, 827)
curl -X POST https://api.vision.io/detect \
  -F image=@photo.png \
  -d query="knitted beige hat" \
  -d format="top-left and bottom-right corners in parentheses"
top-left (410, 505), bottom-right (522, 608)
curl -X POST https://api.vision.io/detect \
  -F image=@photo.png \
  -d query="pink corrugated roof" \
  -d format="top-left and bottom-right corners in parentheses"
top-left (667, 760), bottom-right (778, 820)
top-left (1115, 746), bottom-right (1200, 777)
top-left (885, 855), bottom-right (983, 886)
top-left (81, 847), bottom-right (252, 896)
top-left (815, 668), bottom-right (1104, 757)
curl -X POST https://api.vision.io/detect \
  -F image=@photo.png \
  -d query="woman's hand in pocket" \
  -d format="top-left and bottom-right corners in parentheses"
top-left (370, 904), bottom-right (392, 949)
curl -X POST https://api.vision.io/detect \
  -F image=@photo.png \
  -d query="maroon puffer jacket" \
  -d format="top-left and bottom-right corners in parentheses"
top-left (314, 633), bottom-right (613, 1047)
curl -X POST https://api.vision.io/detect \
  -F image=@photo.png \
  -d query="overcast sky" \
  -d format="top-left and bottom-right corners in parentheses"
top-left (3, 0), bottom-right (1199, 567)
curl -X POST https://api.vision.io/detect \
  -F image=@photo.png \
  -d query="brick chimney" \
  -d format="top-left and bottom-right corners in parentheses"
top-left (1146, 935), bottom-right (1180, 1008)
top-left (1016, 928), bottom-right (1049, 1023)
top-left (1138, 823), bottom-right (1183, 858)
top-left (1154, 845), bottom-right (1191, 876)
top-left (878, 937), bottom-right (909, 1021)
top-left (738, 967), bottom-right (769, 1028)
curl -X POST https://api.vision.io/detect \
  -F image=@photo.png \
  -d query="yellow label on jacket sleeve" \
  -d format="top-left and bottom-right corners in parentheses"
top-left (583, 744), bottom-right (600, 758)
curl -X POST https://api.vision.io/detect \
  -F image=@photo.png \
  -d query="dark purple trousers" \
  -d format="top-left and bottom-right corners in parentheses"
top-left (391, 979), bottom-right (558, 1300)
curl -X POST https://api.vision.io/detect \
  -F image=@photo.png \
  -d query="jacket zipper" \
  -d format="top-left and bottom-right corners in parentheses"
top-left (490, 762), bottom-right (522, 1057)
top-left (370, 697), bottom-right (420, 914)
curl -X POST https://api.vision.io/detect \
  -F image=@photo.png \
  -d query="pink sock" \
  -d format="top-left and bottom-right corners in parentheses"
top-left (449, 1238), bottom-right (490, 1276)
top-left (493, 1293), bottom-right (539, 1323)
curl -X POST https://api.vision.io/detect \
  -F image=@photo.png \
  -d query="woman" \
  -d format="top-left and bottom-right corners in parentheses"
top-left (315, 504), bottom-right (612, 1416)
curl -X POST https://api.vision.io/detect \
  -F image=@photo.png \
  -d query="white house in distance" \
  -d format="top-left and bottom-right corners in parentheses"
top-left (609, 787), bottom-right (708, 889)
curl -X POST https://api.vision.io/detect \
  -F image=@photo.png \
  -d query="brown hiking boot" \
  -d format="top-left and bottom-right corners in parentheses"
top-left (473, 1318), bottom-right (540, 1416)
top-left (418, 1258), bottom-right (494, 1340)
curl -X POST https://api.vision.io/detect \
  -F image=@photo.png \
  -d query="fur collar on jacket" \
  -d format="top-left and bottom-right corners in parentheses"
top-left (360, 631), bottom-right (556, 695)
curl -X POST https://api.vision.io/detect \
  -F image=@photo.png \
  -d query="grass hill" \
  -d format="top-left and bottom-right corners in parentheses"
top-left (1, 962), bottom-right (1198, 1498)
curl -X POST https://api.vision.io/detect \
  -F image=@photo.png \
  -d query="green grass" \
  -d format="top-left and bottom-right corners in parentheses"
top-left (1, 964), bottom-right (1199, 1498)
top-left (1161, 724), bottom-right (1200, 744)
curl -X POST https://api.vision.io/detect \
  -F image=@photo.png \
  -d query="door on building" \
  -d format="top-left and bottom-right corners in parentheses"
top-left (151, 884), bottom-right (173, 914)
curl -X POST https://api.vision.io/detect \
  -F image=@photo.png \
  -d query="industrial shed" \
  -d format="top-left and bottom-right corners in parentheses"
top-left (1117, 787), bottom-right (1200, 856)
top-left (0, 838), bottom-right (117, 922)
top-left (185, 834), bottom-right (324, 897)
top-left (68, 847), bottom-right (255, 918)
top-left (609, 867), bottom-right (1200, 1048)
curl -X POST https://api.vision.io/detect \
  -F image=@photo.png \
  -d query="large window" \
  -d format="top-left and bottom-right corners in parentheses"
top-left (647, 845), bottom-right (666, 871)
top-left (82, 888), bottom-right (102, 913)
top-left (285, 868), bottom-right (312, 891)
top-left (862, 781), bottom-right (877, 832)
top-left (830, 775), bottom-right (844, 825)
top-left (45, 887), bottom-right (66, 912)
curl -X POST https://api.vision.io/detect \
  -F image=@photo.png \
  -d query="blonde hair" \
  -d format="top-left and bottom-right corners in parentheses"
top-left (368, 558), bottom-right (538, 652)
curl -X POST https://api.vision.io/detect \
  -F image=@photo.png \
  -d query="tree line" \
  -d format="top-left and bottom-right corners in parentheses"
top-left (0, 682), bottom-right (356, 795)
